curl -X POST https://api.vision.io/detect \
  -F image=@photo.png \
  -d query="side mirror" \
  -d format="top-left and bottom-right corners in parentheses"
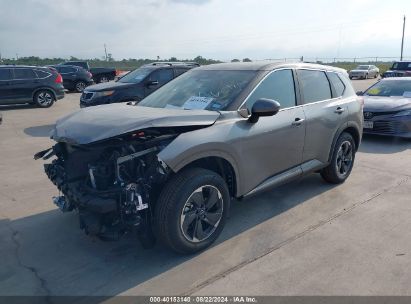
top-left (249, 98), bottom-right (281, 123)
top-left (356, 91), bottom-right (364, 96)
top-left (146, 80), bottom-right (159, 87)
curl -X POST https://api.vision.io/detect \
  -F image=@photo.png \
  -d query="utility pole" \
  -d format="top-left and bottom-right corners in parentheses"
top-left (401, 15), bottom-right (406, 61)
top-left (104, 44), bottom-right (108, 61)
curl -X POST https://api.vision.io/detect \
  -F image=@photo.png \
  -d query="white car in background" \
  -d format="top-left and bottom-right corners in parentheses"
top-left (349, 65), bottom-right (379, 79)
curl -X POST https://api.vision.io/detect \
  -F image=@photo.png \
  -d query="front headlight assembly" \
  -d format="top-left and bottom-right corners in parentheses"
top-left (394, 110), bottom-right (411, 117)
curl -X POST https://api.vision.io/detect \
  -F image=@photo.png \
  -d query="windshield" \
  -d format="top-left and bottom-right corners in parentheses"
top-left (365, 80), bottom-right (411, 97)
top-left (138, 69), bottom-right (256, 111)
top-left (356, 65), bottom-right (369, 70)
top-left (391, 62), bottom-right (411, 71)
top-left (118, 67), bottom-right (153, 83)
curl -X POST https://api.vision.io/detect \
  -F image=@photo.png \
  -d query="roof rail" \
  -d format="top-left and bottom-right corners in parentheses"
top-left (150, 61), bottom-right (200, 67)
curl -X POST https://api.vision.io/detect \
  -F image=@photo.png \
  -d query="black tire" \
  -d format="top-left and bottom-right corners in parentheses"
top-left (75, 81), bottom-right (86, 93)
top-left (98, 75), bottom-right (109, 83)
top-left (374, 73), bottom-right (378, 78)
top-left (321, 132), bottom-right (356, 184)
top-left (155, 168), bottom-right (230, 254)
top-left (33, 90), bottom-right (55, 108)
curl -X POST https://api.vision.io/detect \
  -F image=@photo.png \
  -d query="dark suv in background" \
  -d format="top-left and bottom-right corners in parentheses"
top-left (50, 65), bottom-right (94, 92)
top-left (80, 62), bottom-right (199, 107)
top-left (382, 61), bottom-right (411, 78)
top-left (0, 65), bottom-right (64, 107)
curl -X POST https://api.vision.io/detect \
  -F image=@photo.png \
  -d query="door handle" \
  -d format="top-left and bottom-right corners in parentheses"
top-left (335, 107), bottom-right (345, 114)
top-left (292, 118), bottom-right (305, 126)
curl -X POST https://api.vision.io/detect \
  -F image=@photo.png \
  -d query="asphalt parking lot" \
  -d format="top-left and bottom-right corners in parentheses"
top-left (0, 78), bottom-right (411, 297)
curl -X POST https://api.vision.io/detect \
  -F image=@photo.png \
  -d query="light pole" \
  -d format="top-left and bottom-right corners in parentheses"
top-left (401, 15), bottom-right (406, 61)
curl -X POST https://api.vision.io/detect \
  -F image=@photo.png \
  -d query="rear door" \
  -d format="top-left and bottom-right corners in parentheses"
top-left (0, 68), bottom-right (14, 104)
top-left (297, 69), bottom-right (348, 164)
top-left (10, 68), bottom-right (38, 103)
top-left (58, 66), bottom-right (77, 88)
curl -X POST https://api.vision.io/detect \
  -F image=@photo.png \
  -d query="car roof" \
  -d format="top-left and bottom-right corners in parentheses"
top-left (197, 61), bottom-right (346, 73)
top-left (380, 77), bottom-right (411, 81)
top-left (0, 65), bottom-right (40, 68)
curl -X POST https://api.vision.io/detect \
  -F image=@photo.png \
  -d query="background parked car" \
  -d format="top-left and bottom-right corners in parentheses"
top-left (50, 65), bottom-right (93, 92)
top-left (382, 61), bottom-right (411, 78)
top-left (0, 65), bottom-right (64, 107)
top-left (349, 65), bottom-right (379, 79)
top-left (80, 62), bottom-right (199, 107)
top-left (60, 61), bottom-right (117, 83)
top-left (357, 77), bottom-right (411, 138)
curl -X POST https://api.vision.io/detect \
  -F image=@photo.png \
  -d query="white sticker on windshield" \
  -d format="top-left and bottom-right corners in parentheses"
top-left (183, 96), bottom-right (214, 110)
top-left (403, 91), bottom-right (411, 98)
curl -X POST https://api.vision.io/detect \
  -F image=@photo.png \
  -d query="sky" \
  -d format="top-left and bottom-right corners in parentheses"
top-left (1, 0), bottom-right (411, 61)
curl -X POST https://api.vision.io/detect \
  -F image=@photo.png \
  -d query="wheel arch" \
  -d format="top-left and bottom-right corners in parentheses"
top-left (32, 87), bottom-right (57, 101)
top-left (170, 155), bottom-right (239, 198)
top-left (328, 123), bottom-right (361, 163)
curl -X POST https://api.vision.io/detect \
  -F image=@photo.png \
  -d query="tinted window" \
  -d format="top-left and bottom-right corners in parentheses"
top-left (392, 62), bottom-right (411, 70)
top-left (13, 68), bottom-right (36, 79)
top-left (35, 70), bottom-right (51, 78)
top-left (119, 67), bottom-right (153, 83)
top-left (175, 68), bottom-right (189, 76)
top-left (58, 66), bottom-right (75, 73)
top-left (299, 70), bottom-right (331, 103)
top-left (246, 69), bottom-right (296, 110)
top-left (0, 69), bottom-right (12, 80)
top-left (150, 69), bottom-right (174, 85)
top-left (328, 72), bottom-right (345, 97)
top-left (138, 70), bottom-right (256, 111)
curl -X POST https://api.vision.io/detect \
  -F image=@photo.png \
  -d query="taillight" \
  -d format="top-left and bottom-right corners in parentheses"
top-left (87, 71), bottom-right (93, 78)
top-left (115, 70), bottom-right (120, 76)
top-left (55, 73), bottom-right (63, 84)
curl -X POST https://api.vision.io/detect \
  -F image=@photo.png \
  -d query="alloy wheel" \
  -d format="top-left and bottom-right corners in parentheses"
top-left (335, 141), bottom-right (353, 178)
top-left (76, 82), bottom-right (86, 92)
top-left (37, 92), bottom-right (53, 106)
top-left (180, 185), bottom-right (223, 243)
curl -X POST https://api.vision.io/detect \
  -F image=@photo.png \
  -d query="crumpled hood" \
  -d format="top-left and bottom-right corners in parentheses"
top-left (363, 96), bottom-right (411, 112)
top-left (84, 81), bottom-right (136, 92)
top-left (51, 103), bottom-right (220, 145)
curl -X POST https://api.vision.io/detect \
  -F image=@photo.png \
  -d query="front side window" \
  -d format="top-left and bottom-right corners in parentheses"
top-left (13, 68), bottom-right (36, 80)
top-left (392, 62), bottom-right (411, 70)
top-left (298, 70), bottom-right (331, 103)
top-left (0, 69), bottom-right (12, 81)
top-left (328, 72), bottom-right (345, 97)
top-left (150, 69), bottom-right (174, 85)
top-left (245, 69), bottom-right (296, 111)
top-left (138, 69), bottom-right (256, 111)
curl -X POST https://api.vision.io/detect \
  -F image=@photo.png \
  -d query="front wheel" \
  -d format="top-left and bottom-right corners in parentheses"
top-left (34, 90), bottom-right (55, 108)
top-left (75, 81), bottom-right (87, 93)
top-left (321, 132), bottom-right (356, 184)
top-left (155, 168), bottom-right (230, 254)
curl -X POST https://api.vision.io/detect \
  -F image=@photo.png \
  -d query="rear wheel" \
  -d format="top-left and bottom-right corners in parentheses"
top-left (321, 132), bottom-right (356, 184)
top-left (34, 90), bottom-right (55, 108)
top-left (75, 81), bottom-right (86, 93)
top-left (155, 168), bottom-right (230, 254)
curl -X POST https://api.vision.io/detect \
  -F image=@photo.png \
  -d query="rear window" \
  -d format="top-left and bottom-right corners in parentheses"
top-left (0, 69), bottom-right (12, 80)
top-left (298, 70), bottom-right (332, 103)
top-left (13, 68), bottom-right (37, 79)
top-left (327, 72), bottom-right (345, 97)
top-left (35, 70), bottom-right (51, 78)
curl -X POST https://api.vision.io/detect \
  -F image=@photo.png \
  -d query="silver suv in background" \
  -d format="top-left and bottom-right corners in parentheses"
top-left (37, 62), bottom-right (363, 253)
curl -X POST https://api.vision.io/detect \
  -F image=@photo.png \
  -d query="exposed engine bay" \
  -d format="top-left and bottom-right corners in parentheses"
top-left (35, 129), bottom-right (179, 246)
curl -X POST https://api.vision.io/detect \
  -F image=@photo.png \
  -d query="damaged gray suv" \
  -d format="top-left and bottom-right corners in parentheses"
top-left (36, 62), bottom-right (363, 253)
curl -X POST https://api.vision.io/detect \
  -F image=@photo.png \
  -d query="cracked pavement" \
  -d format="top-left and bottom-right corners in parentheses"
top-left (0, 79), bottom-right (411, 297)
